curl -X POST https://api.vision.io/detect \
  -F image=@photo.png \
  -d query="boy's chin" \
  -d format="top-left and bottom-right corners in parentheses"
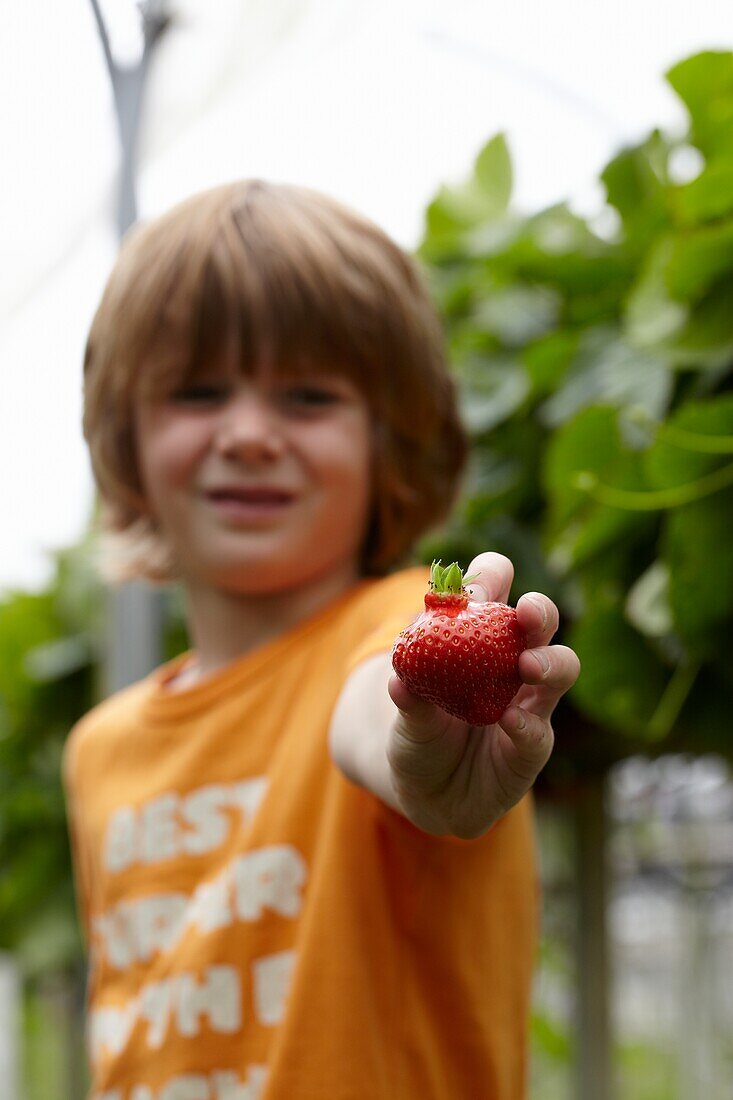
top-left (179, 550), bottom-right (360, 598)
top-left (182, 563), bottom-right (292, 596)
top-left (179, 556), bottom-right (306, 596)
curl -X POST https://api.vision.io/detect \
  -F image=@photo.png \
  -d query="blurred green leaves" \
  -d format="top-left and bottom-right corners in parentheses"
top-left (666, 51), bottom-right (733, 159)
top-left (424, 133), bottom-right (512, 247)
top-left (0, 535), bottom-right (190, 968)
top-left (0, 542), bottom-right (100, 969)
top-left (418, 49), bottom-right (733, 762)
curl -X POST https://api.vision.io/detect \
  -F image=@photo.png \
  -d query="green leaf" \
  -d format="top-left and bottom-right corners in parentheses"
top-left (673, 157), bottom-right (733, 223)
top-left (538, 328), bottom-right (673, 430)
top-left (473, 133), bottom-right (513, 215)
top-left (625, 561), bottom-right (673, 638)
top-left (663, 488), bottom-right (733, 660)
top-left (463, 216), bottom-right (522, 259)
top-left (620, 240), bottom-right (733, 369)
top-left (495, 207), bottom-right (633, 323)
top-left (667, 51), bottom-right (733, 159)
top-left (460, 451), bottom-right (527, 525)
top-left (668, 279), bottom-right (733, 367)
top-left (601, 131), bottom-right (670, 247)
top-left (648, 398), bottom-right (733, 655)
top-left (471, 284), bottom-right (561, 346)
top-left (543, 406), bottom-right (653, 571)
top-left (455, 355), bottom-right (530, 435)
top-left (14, 894), bottom-right (83, 978)
top-left (0, 593), bottom-right (62, 724)
top-left (526, 204), bottom-right (597, 256)
top-left (522, 331), bottom-right (578, 397)
top-left (568, 604), bottom-right (668, 736)
top-left (624, 238), bottom-right (688, 349)
top-left (24, 635), bottom-right (93, 683)
top-left (531, 1009), bottom-right (572, 1062)
top-left (674, 662), bottom-right (733, 750)
top-left (421, 134), bottom-right (514, 256)
top-left (664, 219), bottom-right (733, 301)
top-left (427, 264), bottom-right (478, 318)
top-left (644, 394), bottom-right (733, 489)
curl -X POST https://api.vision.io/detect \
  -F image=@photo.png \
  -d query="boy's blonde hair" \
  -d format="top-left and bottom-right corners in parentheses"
top-left (83, 180), bottom-right (468, 584)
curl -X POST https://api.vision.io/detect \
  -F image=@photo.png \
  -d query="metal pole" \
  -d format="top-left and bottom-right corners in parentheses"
top-left (573, 773), bottom-right (614, 1100)
top-left (0, 953), bottom-right (20, 1100)
top-left (89, 0), bottom-right (171, 692)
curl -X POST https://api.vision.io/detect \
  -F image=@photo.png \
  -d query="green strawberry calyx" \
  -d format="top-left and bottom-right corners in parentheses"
top-left (428, 560), bottom-right (480, 597)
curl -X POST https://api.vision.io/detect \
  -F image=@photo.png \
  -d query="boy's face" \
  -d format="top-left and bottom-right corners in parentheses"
top-left (133, 363), bottom-right (373, 595)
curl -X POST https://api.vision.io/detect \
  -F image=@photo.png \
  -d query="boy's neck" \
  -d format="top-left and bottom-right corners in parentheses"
top-left (172, 561), bottom-right (363, 689)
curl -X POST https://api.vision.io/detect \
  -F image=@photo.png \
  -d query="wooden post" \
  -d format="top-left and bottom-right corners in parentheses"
top-left (573, 772), bottom-right (613, 1100)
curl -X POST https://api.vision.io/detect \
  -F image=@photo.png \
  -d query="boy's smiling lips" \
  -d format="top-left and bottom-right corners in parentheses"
top-left (203, 484), bottom-right (297, 504)
top-left (201, 483), bottom-right (299, 523)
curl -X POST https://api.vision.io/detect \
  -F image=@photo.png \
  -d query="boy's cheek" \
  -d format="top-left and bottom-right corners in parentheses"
top-left (140, 428), bottom-right (209, 492)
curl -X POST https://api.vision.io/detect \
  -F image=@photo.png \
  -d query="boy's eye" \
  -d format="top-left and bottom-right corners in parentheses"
top-left (171, 385), bottom-right (228, 404)
top-left (167, 381), bottom-right (343, 409)
top-left (281, 385), bottom-right (340, 407)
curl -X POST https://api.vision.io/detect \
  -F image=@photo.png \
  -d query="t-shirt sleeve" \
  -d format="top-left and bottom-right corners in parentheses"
top-left (344, 566), bottom-right (429, 677)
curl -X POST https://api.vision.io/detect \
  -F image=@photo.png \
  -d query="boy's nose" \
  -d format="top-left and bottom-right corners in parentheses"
top-left (214, 393), bottom-right (285, 461)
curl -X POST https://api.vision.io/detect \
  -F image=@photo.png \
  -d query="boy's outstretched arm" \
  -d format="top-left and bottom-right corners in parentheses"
top-left (329, 552), bottom-right (581, 840)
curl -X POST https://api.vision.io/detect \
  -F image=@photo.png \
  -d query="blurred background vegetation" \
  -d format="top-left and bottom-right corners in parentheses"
top-left (1, 47), bottom-right (732, 1100)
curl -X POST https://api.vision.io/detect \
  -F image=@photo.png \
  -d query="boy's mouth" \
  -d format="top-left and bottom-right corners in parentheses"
top-left (202, 486), bottom-right (297, 522)
top-left (204, 485), bottom-right (296, 504)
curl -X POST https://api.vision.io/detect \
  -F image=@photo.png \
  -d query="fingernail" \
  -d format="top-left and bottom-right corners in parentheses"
top-left (525, 594), bottom-right (547, 628)
top-left (514, 708), bottom-right (526, 729)
top-left (534, 651), bottom-right (550, 675)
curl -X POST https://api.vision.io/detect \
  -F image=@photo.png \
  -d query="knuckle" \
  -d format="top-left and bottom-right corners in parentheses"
top-left (468, 552), bottom-right (514, 590)
top-left (387, 732), bottom-right (445, 784)
top-left (524, 720), bottom-right (550, 756)
top-left (557, 645), bottom-right (581, 681)
top-left (520, 727), bottom-right (553, 770)
top-left (530, 722), bottom-right (549, 751)
top-left (519, 593), bottom-right (558, 637)
top-left (537, 645), bottom-right (580, 686)
top-left (471, 550), bottom-right (512, 571)
top-left (452, 818), bottom-right (489, 841)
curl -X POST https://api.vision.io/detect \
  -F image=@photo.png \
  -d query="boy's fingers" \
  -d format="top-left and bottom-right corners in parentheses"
top-left (387, 674), bottom-right (449, 744)
top-left (516, 592), bottom-right (559, 645)
top-left (464, 552), bottom-right (514, 604)
top-left (499, 706), bottom-right (555, 774)
top-left (517, 645), bottom-right (581, 720)
top-left (387, 675), bottom-right (464, 784)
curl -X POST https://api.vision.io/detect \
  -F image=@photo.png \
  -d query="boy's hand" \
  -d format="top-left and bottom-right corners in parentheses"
top-left (385, 552), bottom-right (580, 839)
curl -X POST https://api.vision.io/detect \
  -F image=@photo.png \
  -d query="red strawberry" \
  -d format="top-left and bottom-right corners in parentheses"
top-left (392, 561), bottom-right (527, 726)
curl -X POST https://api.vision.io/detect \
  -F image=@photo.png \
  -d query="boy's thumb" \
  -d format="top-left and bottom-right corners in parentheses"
top-left (387, 673), bottom-right (448, 744)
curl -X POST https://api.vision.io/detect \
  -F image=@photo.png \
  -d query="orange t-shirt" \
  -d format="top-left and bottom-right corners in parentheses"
top-left (63, 567), bottom-right (539, 1100)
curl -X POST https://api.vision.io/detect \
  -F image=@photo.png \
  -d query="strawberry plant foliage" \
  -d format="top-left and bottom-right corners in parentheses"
top-left (0, 536), bottom-right (187, 964)
top-left (417, 50), bottom-right (733, 763)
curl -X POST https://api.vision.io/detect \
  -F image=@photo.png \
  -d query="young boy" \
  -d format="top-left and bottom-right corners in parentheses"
top-left (64, 180), bottom-right (580, 1100)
